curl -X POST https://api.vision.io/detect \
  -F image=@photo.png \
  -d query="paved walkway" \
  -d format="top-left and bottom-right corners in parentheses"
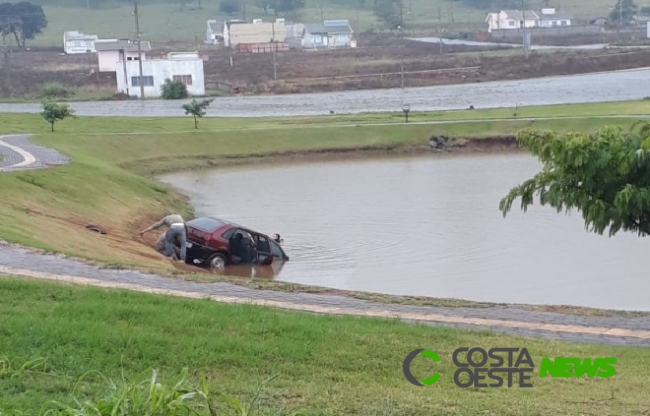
top-left (1, 134), bottom-right (650, 346)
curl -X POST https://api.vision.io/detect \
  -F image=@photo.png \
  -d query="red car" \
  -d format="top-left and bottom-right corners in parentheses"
top-left (183, 216), bottom-right (289, 272)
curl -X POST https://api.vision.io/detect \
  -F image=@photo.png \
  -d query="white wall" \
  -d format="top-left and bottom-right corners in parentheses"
top-left (647, 22), bottom-right (650, 38)
top-left (65, 39), bottom-right (96, 54)
top-left (98, 50), bottom-right (143, 72)
top-left (539, 19), bottom-right (571, 27)
top-left (116, 58), bottom-right (205, 98)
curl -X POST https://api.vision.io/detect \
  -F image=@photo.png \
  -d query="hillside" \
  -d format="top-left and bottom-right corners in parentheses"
top-left (15, 0), bottom-right (650, 48)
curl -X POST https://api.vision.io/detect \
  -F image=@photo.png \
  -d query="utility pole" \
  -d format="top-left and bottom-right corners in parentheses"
top-left (271, 22), bottom-right (277, 80)
top-left (619, 0), bottom-right (623, 36)
top-left (2, 40), bottom-right (10, 92)
top-left (134, 0), bottom-right (145, 100)
top-left (522, 0), bottom-right (528, 59)
top-left (319, 2), bottom-right (324, 21)
top-left (399, 25), bottom-right (404, 91)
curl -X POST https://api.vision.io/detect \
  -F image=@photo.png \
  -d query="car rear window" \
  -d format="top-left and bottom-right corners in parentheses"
top-left (187, 217), bottom-right (225, 231)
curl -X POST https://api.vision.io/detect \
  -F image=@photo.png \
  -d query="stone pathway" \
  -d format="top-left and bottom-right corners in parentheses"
top-left (1, 134), bottom-right (650, 346)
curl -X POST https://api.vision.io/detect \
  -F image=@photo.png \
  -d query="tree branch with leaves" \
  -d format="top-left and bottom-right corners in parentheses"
top-left (499, 122), bottom-right (650, 237)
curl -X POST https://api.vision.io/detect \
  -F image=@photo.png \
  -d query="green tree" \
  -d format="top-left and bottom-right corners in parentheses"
top-left (219, 0), bottom-right (240, 15)
top-left (499, 123), bottom-right (650, 237)
top-left (273, 0), bottom-right (305, 14)
top-left (256, 0), bottom-right (272, 14)
top-left (374, 0), bottom-right (402, 29)
top-left (255, 0), bottom-right (304, 16)
top-left (609, 0), bottom-right (638, 25)
top-left (0, 2), bottom-right (47, 48)
top-left (182, 98), bottom-right (214, 129)
top-left (40, 101), bottom-right (74, 132)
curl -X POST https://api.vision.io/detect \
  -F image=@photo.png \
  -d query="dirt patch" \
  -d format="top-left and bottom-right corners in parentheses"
top-left (202, 33), bottom-right (650, 95)
top-left (4, 33), bottom-right (650, 98)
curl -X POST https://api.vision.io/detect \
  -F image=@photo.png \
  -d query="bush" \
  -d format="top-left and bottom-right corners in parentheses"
top-left (41, 82), bottom-right (74, 99)
top-left (161, 79), bottom-right (189, 99)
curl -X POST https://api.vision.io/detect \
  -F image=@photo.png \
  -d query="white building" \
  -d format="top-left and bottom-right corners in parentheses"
top-left (485, 10), bottom-right (540, 32)
top-left (95, 39), bottom-right (151, 73)
top-left (116, 51), bottom-right (205, 98)
top-left (206, 19), bottom-right (222, 44)
top-left (538, 8), bottom-right (572, 27)
top-left (63, 30), bottom-right (100, 54)
top-left (647, 22), bottom-right (650, 39)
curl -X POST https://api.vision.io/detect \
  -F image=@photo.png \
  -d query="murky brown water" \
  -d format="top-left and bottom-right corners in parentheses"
top-left (160, 153), bottom-right (650, 311)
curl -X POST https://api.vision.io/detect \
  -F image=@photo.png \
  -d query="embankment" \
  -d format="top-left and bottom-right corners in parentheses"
top-left (0, 107), bottom-right (646, 275)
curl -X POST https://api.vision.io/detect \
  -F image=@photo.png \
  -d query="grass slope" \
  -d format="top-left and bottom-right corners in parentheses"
top-left (26, 0), bottom-right (650, 47)
top-left (1, 277), bottom-right (649, 415)
top-left (0, 101), bottom-right (648, 271)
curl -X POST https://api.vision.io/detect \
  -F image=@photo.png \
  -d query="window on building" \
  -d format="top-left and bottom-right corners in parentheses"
top-left (131, 76), bottom-right (154, 86)
top-left (172, 74), bottom-right (193, 85)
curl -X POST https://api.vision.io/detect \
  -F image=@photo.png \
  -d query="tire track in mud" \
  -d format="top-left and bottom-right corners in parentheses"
top-left (2, 134), bottom-right (650, 346)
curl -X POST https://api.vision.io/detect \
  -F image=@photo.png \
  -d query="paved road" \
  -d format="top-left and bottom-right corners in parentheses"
top-left (410, 36), bottom-right (611, 50)
top-left (1, 68), bottom-right (650, 117)
top-left (1, 134), bottom-right (650, 346)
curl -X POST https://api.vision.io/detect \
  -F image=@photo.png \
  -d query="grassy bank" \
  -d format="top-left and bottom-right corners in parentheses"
top-left (28, 0), bottom-right (650, 47)
top-left (0, 101), bottom-right (648, 274)
top-left (1, 277), bottom-right (649, 415)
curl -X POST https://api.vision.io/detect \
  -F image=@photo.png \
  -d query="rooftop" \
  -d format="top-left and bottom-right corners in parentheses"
top-left (502, 10), bottom-right (540, 20)
top-left (539, 9), bottom-right (573, 19)
top-left (94, 39), bottom-right (152, 52)
top-left (305, 21), bottom-right (353, 34)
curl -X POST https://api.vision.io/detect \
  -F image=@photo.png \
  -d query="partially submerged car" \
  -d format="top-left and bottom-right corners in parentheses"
top-left (182, 216), bottom-right (289, 272)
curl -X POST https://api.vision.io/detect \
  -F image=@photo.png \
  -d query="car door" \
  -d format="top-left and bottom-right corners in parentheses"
top-left (253, 234), bottom-right (274, 265)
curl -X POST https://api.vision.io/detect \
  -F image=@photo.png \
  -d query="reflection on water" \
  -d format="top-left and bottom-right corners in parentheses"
top-left (221, 262), bottom-right (286, 279)
top-left (160, 153), bottom-right (650, 311)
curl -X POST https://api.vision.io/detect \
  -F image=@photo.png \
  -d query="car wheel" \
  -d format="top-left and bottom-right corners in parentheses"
top-left (208, 253), bottom-right (227, 272)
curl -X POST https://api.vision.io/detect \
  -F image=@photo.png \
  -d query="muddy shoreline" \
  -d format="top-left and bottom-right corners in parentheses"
top-left (140, 135), bottom-right (522, 176)
top-left (6, 132), bottom-right (650, 317)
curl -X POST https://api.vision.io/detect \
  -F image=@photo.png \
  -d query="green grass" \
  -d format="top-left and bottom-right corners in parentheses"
top-left (0, 100), bottom-right (648, 271)
top-left (25, 0), bottom-right (650, 48)
top-left (1, 277), bottom-right (649, 415)
top-left (0, 85), bottom-right (117, 104)
top-left (1, 99), bottom-right (650, 134)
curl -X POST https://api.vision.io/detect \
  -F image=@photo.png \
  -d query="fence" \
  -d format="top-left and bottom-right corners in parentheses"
top-left (236, 42), bottom-right (289, 54)
top-left (490, 25), bottom-right (602, 39)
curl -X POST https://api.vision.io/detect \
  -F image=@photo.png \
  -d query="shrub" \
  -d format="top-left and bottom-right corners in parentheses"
top-left (41, 82), bottom-right (74, 99)
top-left (161, 79), bottom-right (189, 99)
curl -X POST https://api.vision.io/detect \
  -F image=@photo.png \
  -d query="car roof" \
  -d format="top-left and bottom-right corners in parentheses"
top-left (194, 216), bottom-right (267, 236)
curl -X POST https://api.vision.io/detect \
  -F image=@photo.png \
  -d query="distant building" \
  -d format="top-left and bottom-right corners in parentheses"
top-left (206, 20), bottom-right (222, 45)
top-left (63, 31), bottom-right (101, 54)
top-left (95, 39), bottom-right (152, 73)
top-left (227, 18), bottom-right (287, 49)
top-left (115, 51), bottom-right (205, 98)
top-left (538, 8), bottom-right (572, 27)
top-left (206, 18), bottom-right (288, 52)
top-left (285, 22), bottom-right (305, 49)
top-left (485, 10), bottom-right (540, 32)
top-left (301, 20), bottom-right (355, 49)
